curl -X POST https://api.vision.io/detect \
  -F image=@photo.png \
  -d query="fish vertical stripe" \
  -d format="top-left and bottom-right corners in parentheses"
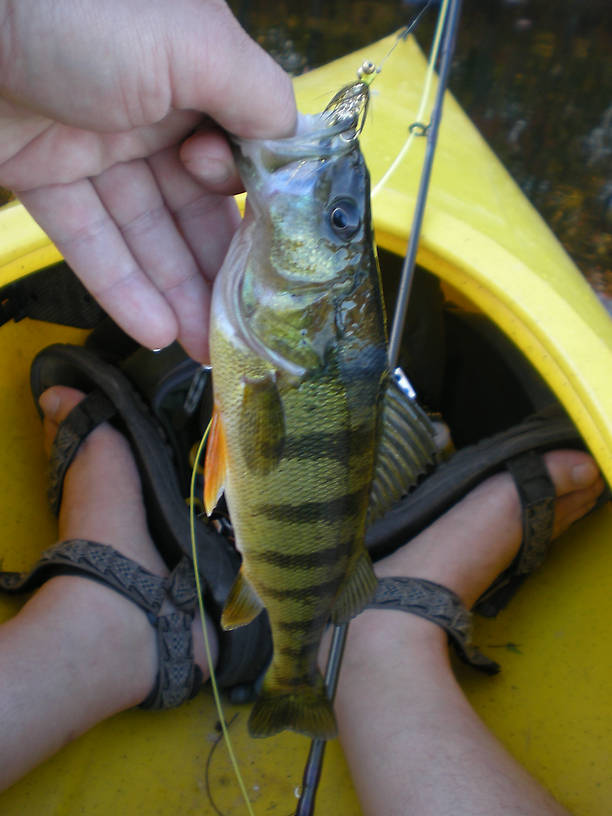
top-left (256, 484), bottom-right (370, 523)
top-left (281, 423), bottom-right (375, 461)
top-left (257, 577), bottom-right (341, 602)
top-left (251, 539), bottom-right (354, 569)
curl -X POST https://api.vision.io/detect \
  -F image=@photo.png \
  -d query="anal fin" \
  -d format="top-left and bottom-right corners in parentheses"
top-left (330, 549), bottom-right (378, 624)
top-left (221, 570), bottom-right (264, 630)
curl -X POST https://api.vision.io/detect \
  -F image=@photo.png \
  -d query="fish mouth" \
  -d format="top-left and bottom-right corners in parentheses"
top-left (234, 117), bottom-right (360, 177)
top-left (232, 81), bottom-right (369, 176)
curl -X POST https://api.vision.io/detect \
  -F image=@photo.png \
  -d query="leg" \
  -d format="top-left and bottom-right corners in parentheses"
top-left (333, 452), bottom-right (604, 816)
top-left (0, 386), bottom-right (217, 791)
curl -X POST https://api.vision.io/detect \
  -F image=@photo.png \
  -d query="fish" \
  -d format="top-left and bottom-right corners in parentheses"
top-left (204, 87), bottom-right (437, 740)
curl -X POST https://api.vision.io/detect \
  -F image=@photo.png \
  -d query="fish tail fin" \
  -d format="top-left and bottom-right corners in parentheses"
top-left (248, 675), bottom-right (337, 740)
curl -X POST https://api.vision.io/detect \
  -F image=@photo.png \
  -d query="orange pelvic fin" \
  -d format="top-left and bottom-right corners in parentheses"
top-left (204, 403), bottom-right (228, 516)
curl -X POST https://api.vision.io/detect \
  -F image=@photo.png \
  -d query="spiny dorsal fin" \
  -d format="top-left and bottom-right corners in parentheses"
top-left (204, 403), bottom-right (227, 515)
top-left (367, 370), bottom-right (439, 525)
top-left (239, 373), bottom-right (285, 475)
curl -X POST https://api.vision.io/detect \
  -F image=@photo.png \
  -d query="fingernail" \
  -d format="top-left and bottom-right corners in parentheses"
top-left (572, 461), bottom-right (598, 488)
top-left (38, 388), bottom-right (60, 418)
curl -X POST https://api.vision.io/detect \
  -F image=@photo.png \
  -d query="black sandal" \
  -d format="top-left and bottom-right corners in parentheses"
top-left (0, 540), bottom-right (204, 709)
top-left (366, 406), bottom-right (610, 618)
top-left (367, 576), bottom-right (500, 674)
top-left (0, 342), bottom-right (272, 706)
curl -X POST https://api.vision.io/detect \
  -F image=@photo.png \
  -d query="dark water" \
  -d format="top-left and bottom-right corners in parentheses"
top-left (230, 0), bottom-right (612, 308)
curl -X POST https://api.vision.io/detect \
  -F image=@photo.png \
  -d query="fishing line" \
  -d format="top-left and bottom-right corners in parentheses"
top-left (205, 714), bottom-right (240, 816)
top-left (377, 0), bottom-right (435, 73)
top-left (190, 422), bottom-right (255, 816)
top-left (371, 0), bottom-right (451, 199)
top-left (316, 1), bottom-right (434, 123)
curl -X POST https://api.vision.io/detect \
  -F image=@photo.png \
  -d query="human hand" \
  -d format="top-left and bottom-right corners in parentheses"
top-left (0, 0), bottom-right (296, 361)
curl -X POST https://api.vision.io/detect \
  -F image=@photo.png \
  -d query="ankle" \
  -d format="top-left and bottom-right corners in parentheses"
top-left (27, 574), bottom-right (159, 713)
top-left (330, 607), bottom-right (450, 681)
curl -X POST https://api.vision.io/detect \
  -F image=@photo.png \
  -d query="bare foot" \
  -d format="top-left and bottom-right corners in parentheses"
top-left (40, 384), bottom-right (217, 685)
top-left (0, 385), bottom-right (218, 790)
top-left (331, 452), bottom-right (604, 816)
top-left (335, 448), bottom-right (605, 670)
top-left (374, 449), bottom-right (605, 610)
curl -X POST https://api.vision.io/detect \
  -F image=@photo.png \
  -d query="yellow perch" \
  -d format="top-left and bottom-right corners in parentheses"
top-left (205, 87), bottom-right (436, 739)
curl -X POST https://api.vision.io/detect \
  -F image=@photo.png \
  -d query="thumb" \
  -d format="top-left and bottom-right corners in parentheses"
top-left (168, 0), bottom-right (297, 140)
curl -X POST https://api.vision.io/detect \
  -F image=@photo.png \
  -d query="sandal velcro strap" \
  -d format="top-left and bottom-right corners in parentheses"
top-left (506, 450), bottom-right (556, 575)
top-left (367, 576), bottom-right (500, 675)
top-left (140, 610), bottom-right (203, 710)
top-left (47, 391), bottom-right (117, 515)
top-left (29, 343), bottom-right (273, 699)
top-left (0, 539), bottom-right (203, 710)
top-left (475, 450), bottom-right (556, 617)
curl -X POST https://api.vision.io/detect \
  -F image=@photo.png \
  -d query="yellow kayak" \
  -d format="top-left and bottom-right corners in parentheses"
top-left (0, 33), bottom-right (610, 815)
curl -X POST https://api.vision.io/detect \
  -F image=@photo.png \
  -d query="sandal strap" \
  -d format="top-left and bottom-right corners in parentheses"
top-left (47, 391), bottom-right (116, 515)
top-left (0, 540), bottom-right (202, 709)
top-left (139, 609), bottom-right (203, 710)
top-left (506, 450), bottom-right (556, 574)
top-left (474, 450), bottom-right (556, 616)
top-left (367, 576), bottom-right (500, 675)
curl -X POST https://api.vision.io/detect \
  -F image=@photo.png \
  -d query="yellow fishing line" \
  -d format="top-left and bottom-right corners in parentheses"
top-left (189, 422), bottom-right (256, 816)
top-left (371, 0), bottom-right (451, 199)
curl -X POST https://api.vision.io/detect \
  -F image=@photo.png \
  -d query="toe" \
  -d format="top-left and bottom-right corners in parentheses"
top-left (541, 450), bottom-right (605, 539)
top-left (542, 449), bottom-right (602, 496)
top-left (39, 385), bottom-right (88, 457)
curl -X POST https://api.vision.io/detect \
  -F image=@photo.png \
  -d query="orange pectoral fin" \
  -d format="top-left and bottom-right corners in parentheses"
top-left (204, 404), bottom-right (228, 516)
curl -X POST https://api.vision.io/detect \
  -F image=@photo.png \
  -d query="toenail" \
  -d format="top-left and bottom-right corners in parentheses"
top-left (38, 388), bottom-right (60, 418)
top-left (571, 461), bottom-right (598, 488)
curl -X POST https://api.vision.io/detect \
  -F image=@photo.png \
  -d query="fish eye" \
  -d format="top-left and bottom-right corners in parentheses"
top-left (328, 198), bottom-right (360, 239)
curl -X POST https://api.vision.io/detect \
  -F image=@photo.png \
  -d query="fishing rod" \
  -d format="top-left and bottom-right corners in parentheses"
top-left (294, 625), bottom-right (347, 816)
top-left (295, 1), bottom-right (463, 813)
top-left (388, 0), bottom-right (463, 369)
